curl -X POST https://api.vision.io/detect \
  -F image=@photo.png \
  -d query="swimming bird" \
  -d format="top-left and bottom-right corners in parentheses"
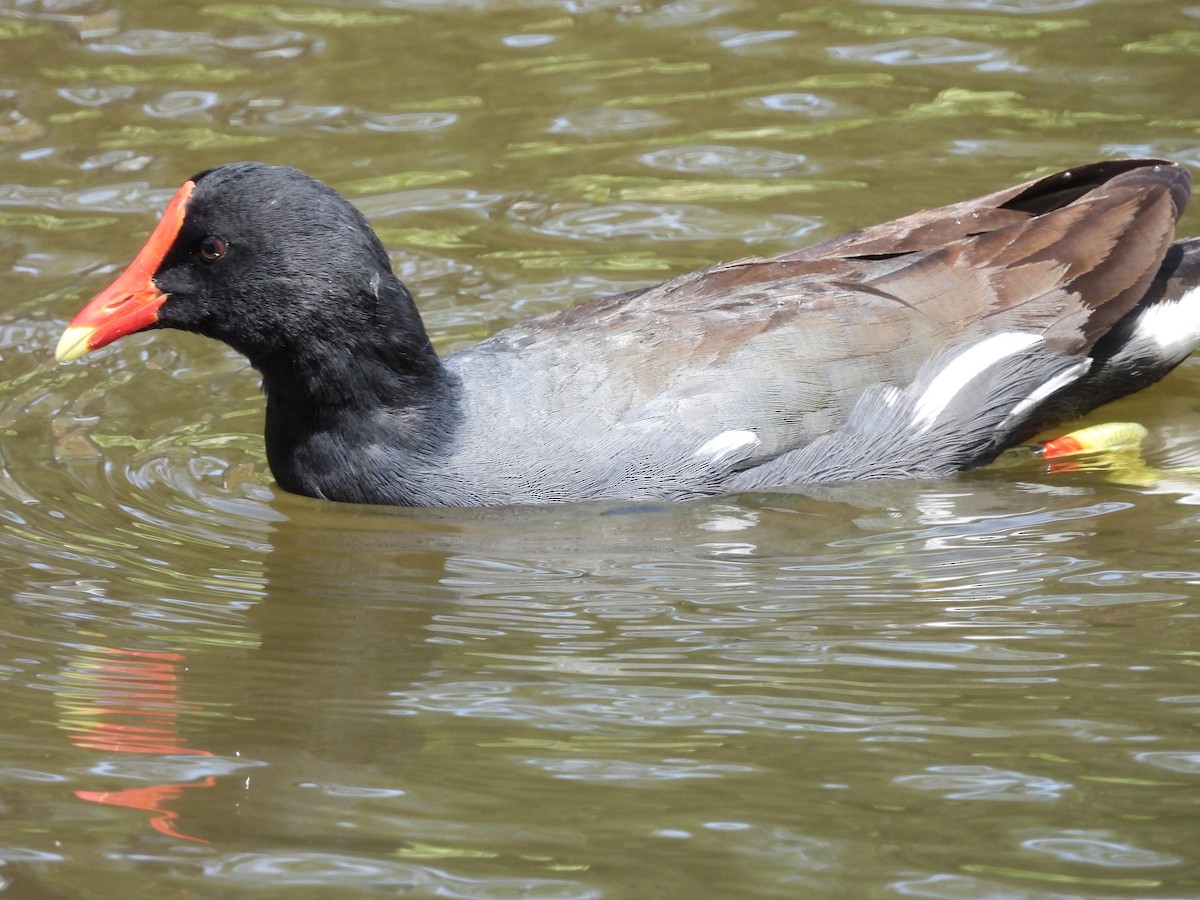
top-left (56, 158), bottom-right (1200, 506)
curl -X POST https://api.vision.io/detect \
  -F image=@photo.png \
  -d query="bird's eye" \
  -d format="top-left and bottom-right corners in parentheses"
top-left (199, 235), bottom-right (226, 262)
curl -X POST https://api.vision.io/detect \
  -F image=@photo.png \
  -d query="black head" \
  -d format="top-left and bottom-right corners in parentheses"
top-left (57, 162), bottom-right (432, 374)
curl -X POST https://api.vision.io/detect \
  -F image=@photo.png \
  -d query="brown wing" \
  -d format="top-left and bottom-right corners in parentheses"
top-left (464, 159), bottom-right (1189, 460)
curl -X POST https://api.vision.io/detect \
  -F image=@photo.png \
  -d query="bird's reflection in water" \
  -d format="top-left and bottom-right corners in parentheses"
top-left (58, 647), bottom-right (215, 844)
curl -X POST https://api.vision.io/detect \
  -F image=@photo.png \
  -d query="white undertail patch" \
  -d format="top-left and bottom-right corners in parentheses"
top-left (696, 430), bottom-right (760, 463)
top-left (912, 332), bottom-right (1042, 431)
top-left (1131, 285), bottom-right (1200, 361)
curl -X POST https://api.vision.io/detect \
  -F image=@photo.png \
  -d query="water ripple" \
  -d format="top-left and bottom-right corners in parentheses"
top-left (143, 90), bottom-right (221, 119)
top-left (0, 180), bottom-right (174, 214)
top-left (198, 851), bottom-right (599, 897)
top-left (57, 85), bottom-right (136, 107)
top-left (743, 92), bottom-right (841, 117)
top-left (356, 188), bottom-right (503, 219)
top-left (871, 0), bottom-right (1094, 10)
top-left (548, 107), bottom-right (678, 136)
top-left (714, 29), bottom-right (797, 50)
top-left (890, 873), bottom-right (1081, 899)
top-left (640, 144), bottom-right (807, 175)
top-left (1022, 832), bottom-right (1180, 867)
top-left (894, 765), bottom-right (1073, 801)
top-left (528, 757), bottom-right (759, 782)
top-left (392, 681), bottom-right (1009, 739)
top-left (1132, 750), bottom-right (1200, 774)
top-left (363, 111), bottom-right (459, 132)
top-left (89, 28), bottom-right (312, 57)
top-left (829, 37), bottom-right (1023, 71)
top-left (638, 0), bottom-right (746, 27)
top-left (509, 201), bottom-right (821, 243)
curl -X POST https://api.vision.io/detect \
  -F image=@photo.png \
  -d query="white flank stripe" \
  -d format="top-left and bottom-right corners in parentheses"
top-left (1132, 286), bottom-right (1200, 360)
top-left (912, 332), bottom-right (1042, 431)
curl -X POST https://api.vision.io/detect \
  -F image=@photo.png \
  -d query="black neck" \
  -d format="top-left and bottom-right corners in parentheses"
top-left (254, 278), bottom-right (462, 503)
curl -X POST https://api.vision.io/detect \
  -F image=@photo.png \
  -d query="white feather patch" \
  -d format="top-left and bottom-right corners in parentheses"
top-left (1003, 358), bottom-right (1092, 427)
top-left (912, 333), bottom-right (1043, 431)
top-left (1131, 286), bottom-right (1200, 360)
top-left (696, 430), bottom-right (759, 463)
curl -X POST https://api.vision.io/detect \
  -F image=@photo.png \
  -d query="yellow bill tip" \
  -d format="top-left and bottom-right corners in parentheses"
top-left (55, 326), bottom-right (94, 363)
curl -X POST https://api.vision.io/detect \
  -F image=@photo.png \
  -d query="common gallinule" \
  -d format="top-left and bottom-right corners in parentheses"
top-left (56, 158), bottom-right (1200, 506)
